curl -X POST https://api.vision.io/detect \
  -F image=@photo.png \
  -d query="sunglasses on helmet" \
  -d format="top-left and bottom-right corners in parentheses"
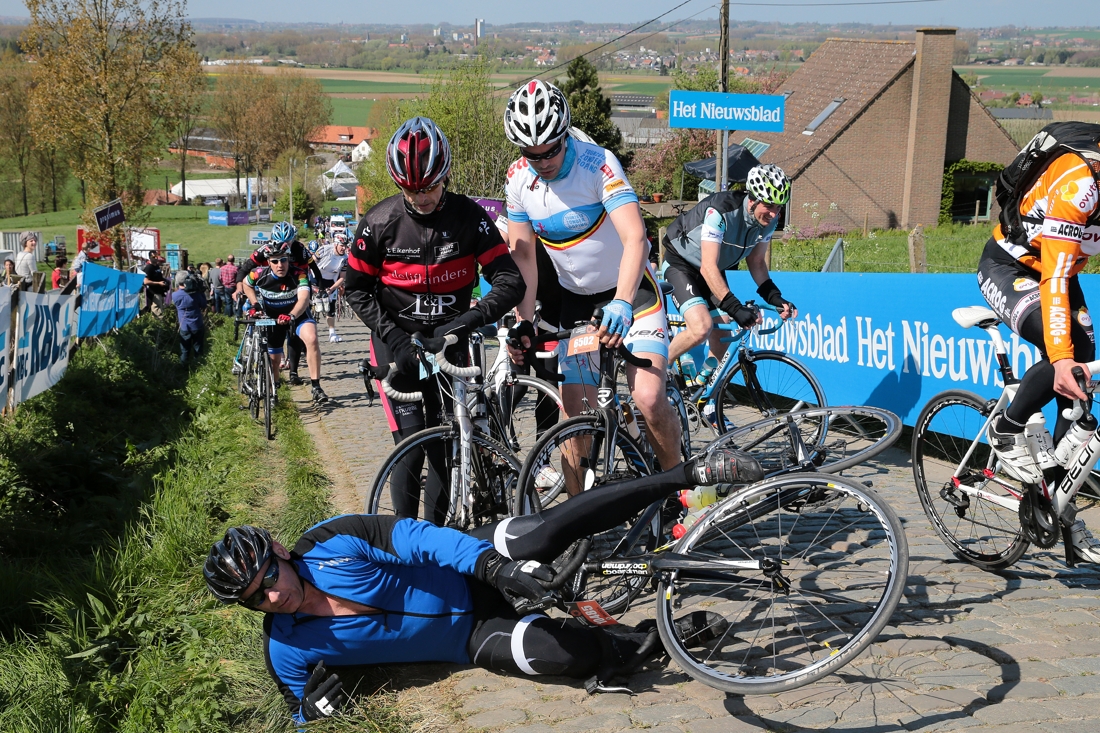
top-left (522, 139), bottom-right (565, 162)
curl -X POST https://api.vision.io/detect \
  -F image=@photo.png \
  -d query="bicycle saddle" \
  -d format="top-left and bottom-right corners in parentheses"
top-left (952, 306), bottom-right (1000, 330)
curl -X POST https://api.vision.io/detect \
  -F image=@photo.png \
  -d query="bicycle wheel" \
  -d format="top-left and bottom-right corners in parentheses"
top-left (261, 353), bottom-right (275, 441)
top-left (713, 351), bottom-right (826, 433)
top-left (366, 426), bottom-right (520, 531)
top-left (912, 390), bottom-right (1028, 569)
top-left (656, 472), bottom-right (908, 695)
top-left (247, 348), bottom-right (262, 420)
top-left (516, 414), bottom-right (657, 615)
top-left (487, 374), bottom-right (564, 466)
top-left (708, 405), bottom-right (901, 477)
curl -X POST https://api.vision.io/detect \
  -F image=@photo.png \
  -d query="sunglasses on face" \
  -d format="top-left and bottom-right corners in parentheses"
top-left (269, 257), bottom-right (291, 265)
top-left (522, 139), bottom-right (564, 162)
top-left (240, 558), bottom-right (280, 608)
top-left (400, 180), bottom-right (443, 195)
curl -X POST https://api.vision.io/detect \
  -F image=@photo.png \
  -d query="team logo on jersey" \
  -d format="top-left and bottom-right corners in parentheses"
top-left (1079, 309), bottom-right (1093, 328)
top-left (563, 210), bottom-right (592, 231)
top-left (600, 163), bottom-right (615, 179)
top-left (1013, 277), bottom-right (1039, 292)
top-left (604, 179), bottom-right (626, 193)
top-left (1060, 180), bottom-right (1080, 203)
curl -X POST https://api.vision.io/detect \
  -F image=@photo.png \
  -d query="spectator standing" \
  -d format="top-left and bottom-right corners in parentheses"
top-left (14, 232), bottom-right (37, 282)
top-left (141, 254), bottom-right (169, 315)
top-left (220, 254), bottom-right (240, 316)
top-left (209, 258), bottom-right (225, 314)
top-left (173, 270), bottom-right (207, 363)
top-left (52, 257), bottom-right (69, 290)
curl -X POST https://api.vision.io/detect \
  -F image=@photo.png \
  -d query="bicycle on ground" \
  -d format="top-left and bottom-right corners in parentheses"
top-left (913, 304), bottom-right (1100, 570)
top-left (233, 317), bottom-right (277, 441)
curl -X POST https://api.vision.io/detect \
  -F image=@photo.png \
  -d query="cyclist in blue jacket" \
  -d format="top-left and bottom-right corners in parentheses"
top-left (204, 450), bottom-right (760, 723)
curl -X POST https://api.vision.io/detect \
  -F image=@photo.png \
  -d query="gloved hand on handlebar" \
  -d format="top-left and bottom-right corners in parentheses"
top-left (756, 279), bottom-right (797, 319)
top-left (383, 329), bottom-right (420, 376)
top-left (246, 304), bottom-right (264, 319)
top-left (276, 313), bottom-right (293, 325)
top-left (433, 309), bottom-right (485, 340)
top-left (475, 549), bottom-right (557, 613)
top-left (599, 299), bottom-right (634, 339)
top-left (718, 293), bottom-right (760, 329)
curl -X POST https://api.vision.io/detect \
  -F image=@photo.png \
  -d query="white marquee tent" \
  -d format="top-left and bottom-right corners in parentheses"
top-left (320, 161), bottom-right (359, 198)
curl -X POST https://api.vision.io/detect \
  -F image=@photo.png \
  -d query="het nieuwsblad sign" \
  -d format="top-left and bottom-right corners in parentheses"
top-left (668, 91), bottom-right (785, 132)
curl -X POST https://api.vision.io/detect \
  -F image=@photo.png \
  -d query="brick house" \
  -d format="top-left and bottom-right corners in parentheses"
top-left (307, 126), bottom-right (378, 156)
top-left (734, 29), bottom-right (1018, 230)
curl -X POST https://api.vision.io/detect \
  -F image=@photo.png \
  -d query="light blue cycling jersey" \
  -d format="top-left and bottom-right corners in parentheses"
top-left (505, 138), bottom-right (640, 295)
top-left (668, 195), bottom-right (778, 271)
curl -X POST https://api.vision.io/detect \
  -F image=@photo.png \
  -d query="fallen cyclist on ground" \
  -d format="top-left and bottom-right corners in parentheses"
top-left (204, 449), bottom-right (763, 723)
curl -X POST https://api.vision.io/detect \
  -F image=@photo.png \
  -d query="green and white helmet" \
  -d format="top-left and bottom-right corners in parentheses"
top-left (746, 164), bottom-right (791, 206)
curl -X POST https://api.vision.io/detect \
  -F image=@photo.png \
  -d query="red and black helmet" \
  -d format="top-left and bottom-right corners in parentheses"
top-left (386, 117), bottom-right (452, 191)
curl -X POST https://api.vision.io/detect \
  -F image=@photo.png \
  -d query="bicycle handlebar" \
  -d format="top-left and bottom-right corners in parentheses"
top-left (1062, 364), bottom-right (1097, 421)
top-left (412, 333), bottom-right (481, 378)
top-left (364, 362), bottom-right (425, 402)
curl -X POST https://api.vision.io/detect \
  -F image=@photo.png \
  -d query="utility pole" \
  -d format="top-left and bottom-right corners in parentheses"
top-left (289, 159), bottom-right (294, 228)
top-left (716, 0), bottom-right (730, 191)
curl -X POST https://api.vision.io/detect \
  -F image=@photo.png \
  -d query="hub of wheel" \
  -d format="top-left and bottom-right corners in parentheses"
top-left (760, 556), bottom-right (792, 595)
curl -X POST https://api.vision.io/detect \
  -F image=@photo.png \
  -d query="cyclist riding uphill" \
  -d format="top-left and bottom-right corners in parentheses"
top-left (503, 80), bottom-right (682, 476)
top-left (344, 117), bottom-right (525, 522)
top-left (977, 129), bottom-right (1100, 563)
top-left (241, 240), bottom-right (330, 404)
top-left (662, 163), bottom-right (797, 368)
top-left (203, 450), bottom-right (758, 724)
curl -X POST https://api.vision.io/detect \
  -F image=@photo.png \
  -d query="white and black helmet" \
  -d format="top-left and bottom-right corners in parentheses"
top-left (504, 80), bottom-right (572, 147)
top-left (204, 525), bottom-right (273, 603)
top-left (745, 164), bottom-right (792, 206)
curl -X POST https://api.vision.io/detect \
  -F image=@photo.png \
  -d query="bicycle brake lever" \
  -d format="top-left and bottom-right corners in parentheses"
top-left (584, 677), bottom-right (635, 695)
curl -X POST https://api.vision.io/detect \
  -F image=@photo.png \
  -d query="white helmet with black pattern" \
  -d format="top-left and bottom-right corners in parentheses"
top-left (504, 80), bottom-right (572, 147)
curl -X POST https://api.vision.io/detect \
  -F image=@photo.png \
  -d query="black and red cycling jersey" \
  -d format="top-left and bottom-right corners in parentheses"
top-left (236, 240), bottom-right (320, 284)
top-left (344, 193), bottom-right (525, 340)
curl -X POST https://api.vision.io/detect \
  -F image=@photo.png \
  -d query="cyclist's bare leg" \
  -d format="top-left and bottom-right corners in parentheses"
top-left (269, 353), bottom-right (282, 383)
top-left (297, 322), bottom-right (323, 380)
top-left (627, 354), bottom-right (683, 470)
top-left (561, 382), bottom-right (599, 496)
top-left (668, 303), bottom-right (712, 362)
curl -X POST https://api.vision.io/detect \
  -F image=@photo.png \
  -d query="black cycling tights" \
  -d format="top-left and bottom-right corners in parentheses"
top-left (464, 462), bottom-right (696, 679)
top-left (1002, 307), bottom-right (1096, 442)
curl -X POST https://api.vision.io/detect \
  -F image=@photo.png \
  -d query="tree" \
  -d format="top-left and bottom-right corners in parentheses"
top-left (672, 65), bottom-right (719, 92)
top-left (163, 54), bottom-right (206, 202)
top-left (628, 128), bottom-right (715, 199)
top-left (558, 56), bottom-right (629, 167)
top-left (24, 0), bottom-right (200, 268)
top-left (0, 52), bottom-right (34, 216)
top-left (210, 64), bottom-right (266, 201)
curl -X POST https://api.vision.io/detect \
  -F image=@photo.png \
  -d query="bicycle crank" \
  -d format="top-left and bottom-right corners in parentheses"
top-left (1019, 488), bottom-right (1059, 549)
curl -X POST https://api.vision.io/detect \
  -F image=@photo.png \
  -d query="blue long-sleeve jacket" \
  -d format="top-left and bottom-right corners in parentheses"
top-left (262, 514), bottom-right (492, 721)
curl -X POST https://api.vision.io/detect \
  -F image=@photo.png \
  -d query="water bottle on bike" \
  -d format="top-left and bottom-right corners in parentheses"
top-left (694, 356), bottom-right (719, 386)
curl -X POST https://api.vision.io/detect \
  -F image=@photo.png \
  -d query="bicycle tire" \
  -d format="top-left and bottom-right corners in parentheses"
top-left (713, 351), bottom-right (826, 434)
top-left (366, 426), bottom-right (521, 531)
top-left (261, 353), bottom-right (275, 441)
top-left (516, 414), bottom-right (657, 615)
top-left (656, 472), bottom-right (908, 695)
top-left (707, 405), bottom-right (901, 477)
top-left (486, 374), bottom-right (564, 467)
top-left (912, 390), bottom-right (1029, 569)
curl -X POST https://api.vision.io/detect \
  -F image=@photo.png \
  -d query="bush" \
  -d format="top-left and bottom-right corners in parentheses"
top-left (273, 184), bottom-right (315, 221)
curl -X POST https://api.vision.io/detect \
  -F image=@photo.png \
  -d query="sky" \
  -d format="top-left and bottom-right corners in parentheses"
top-left (1, 0), bottom-right (1097, 29)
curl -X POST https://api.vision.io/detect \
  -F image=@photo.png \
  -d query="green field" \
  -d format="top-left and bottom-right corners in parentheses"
top-left (329, 97), bottom-right (376, 126)
top-left (316, 78), bottom-right (427, 94)
top-left (604, 79), bottom-right (675, 96)
top-left (0, 207), bottom-right (291, 264)
top-left (957, 66), bottom-right (1100, 97)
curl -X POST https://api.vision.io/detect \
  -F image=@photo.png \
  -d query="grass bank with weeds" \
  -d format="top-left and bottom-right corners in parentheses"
top-left (0, 316), bottom-right (409, 732)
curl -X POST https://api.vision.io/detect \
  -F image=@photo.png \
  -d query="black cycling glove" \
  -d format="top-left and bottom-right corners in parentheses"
top-left (718, 293), bottom-right (759, 329)
top-left (433, 309), bottom-right (485, 339)
top-left (301, 661), bottom-right (347, 721)
top-left (382, 329), bottom-right (419, 376)
top-left (475, 549), bottom-right (556, 612)
top-left (507, 319), bottom-right (537, 351)
top-left (756, 279), bottom-right (795, 316)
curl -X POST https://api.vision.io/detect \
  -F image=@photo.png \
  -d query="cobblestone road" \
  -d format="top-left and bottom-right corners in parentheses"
top-left (291, 317), bottom-right (1100, 733)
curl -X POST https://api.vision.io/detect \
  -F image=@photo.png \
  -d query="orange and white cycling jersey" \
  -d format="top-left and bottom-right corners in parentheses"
top-left (994, 152), bottom-right (1100, 361)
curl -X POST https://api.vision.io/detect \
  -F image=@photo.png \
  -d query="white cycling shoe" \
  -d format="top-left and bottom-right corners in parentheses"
top-left (987, 424), bottom-right (1044, 484)
top-left (1070, 520), bottom-right (1100, 563)
top-left (534, 466), bottom-right (565, 493)
top-left (329, 332), bottom-right (342, 343)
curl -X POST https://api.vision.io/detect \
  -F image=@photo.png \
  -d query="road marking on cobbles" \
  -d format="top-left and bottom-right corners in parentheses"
top-left (291, 320), bottom-right (1100, 731)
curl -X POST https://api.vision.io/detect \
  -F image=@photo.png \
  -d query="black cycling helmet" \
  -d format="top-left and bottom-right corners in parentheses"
top-left (261, 240), bottom-right (292, 261)
top-left (204, 525), bottom-right (274, 603)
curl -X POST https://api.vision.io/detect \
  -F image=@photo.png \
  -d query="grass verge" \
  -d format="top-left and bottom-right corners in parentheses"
top-left (0, 318), bottom-right (407, 732)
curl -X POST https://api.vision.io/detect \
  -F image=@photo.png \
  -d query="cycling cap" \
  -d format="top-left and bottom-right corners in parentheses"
top-left (204, 525), bottom-right (274, 603)
top-left (272, 221), bottom-right (297, 244)
top-left (386, 116), bottom-right (452, 190)
top-left (746, 164), bottom-right (791, 206)
top-left (504, 80), bottom-right (571, 147)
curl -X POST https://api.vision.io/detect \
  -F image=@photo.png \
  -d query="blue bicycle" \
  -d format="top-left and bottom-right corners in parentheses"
top-left (662, 301), bottom-right (825, 448)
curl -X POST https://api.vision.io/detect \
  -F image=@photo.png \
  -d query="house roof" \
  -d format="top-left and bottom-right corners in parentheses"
top-left (742, 39), bottom-right (917, 177)
top-left (308, 126), bottom-right (378, 146)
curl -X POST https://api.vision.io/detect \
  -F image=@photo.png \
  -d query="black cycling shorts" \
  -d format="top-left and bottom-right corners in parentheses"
top-left (267, 314), bottom-right (315, 354)
top-left (662, 247), bottom-right (722, 317)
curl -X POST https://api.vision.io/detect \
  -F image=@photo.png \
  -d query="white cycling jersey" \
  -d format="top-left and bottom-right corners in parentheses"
top-left (505, 138), bottom-right (640, 295)
top-left (314, 243), bottom-right (347, 282)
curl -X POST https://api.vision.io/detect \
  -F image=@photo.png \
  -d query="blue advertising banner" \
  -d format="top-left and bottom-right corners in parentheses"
top-left (15, 291), bottom-right (74, 405)
top-left (78, 262), bottom-right (145, 337)
top-left (705, 271), bottom-right (1099, 427)
top-left (669, 91), bottom-right (785, 132)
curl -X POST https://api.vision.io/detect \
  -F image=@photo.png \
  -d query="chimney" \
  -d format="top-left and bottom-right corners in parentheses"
top-left (901, 27), bottom-right (957, 228)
